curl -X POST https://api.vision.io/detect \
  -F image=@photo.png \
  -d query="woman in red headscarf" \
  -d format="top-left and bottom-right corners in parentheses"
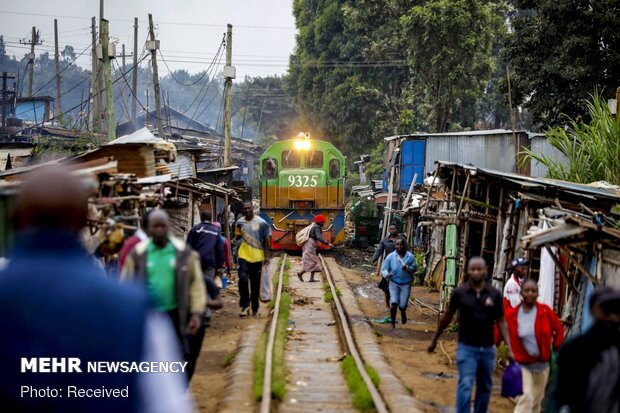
top-left (297, 214), bottom-right (334, 282)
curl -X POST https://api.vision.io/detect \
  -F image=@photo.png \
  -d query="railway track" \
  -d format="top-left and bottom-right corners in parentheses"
top-left (259, 254), bottom-right (390, 413)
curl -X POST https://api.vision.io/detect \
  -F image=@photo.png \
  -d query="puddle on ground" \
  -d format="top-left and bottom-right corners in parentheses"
top-left (354, 283), bottom-right (384, 302)
top-left (423, 371), bottom-right (456, 380)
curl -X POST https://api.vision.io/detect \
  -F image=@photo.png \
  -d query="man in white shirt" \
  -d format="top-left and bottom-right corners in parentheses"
top-left (503, 257), bottom-right (529, 309)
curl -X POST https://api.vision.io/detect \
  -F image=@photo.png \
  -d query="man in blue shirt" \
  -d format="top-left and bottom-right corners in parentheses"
top-left (381, 238), bottom-right (416, 328)
top-left (0, 167), bottom-right (191, 412)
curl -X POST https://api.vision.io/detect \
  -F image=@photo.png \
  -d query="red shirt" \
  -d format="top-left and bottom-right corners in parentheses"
top-left (505, 302), bottom-right (564, 364)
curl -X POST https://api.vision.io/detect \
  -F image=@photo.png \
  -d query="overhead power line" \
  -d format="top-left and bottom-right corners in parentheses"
top-left (0, 10), bottom-right (296, 30)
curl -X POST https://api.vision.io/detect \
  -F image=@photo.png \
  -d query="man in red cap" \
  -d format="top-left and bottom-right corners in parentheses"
top-left (297, 214), bottom-right (333, 282)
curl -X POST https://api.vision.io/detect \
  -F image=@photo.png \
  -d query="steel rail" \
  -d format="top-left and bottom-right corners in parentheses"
top-left (259, 254), bottom-right (287, 413)
top-left (319, 255), bottom-right (389, 413)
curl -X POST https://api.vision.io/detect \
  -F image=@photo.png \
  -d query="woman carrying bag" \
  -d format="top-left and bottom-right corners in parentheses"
top-left (297, 215), bottom-right (333, 282)
top-left (505, 279), bottom-right (564, 413)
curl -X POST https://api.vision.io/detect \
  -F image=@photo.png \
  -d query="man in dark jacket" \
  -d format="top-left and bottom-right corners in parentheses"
top-left (551, 287), bottom-right (620, 413)
top-left (187, 210), bottom-right (224, 281)
top-left (0, 167), bottom-right (191, 412)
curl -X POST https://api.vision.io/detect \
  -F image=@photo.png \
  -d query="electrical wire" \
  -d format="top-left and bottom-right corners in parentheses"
top-left (158, 36), bottom-right (224, 87)
top-left (0, 10), bottom-right (297, 30)
top-left (31, 40), bottom-right (95, 96)
top-left (11, 53), bottom-right (149, 132)
top-left (175, 43), bottom-right (224, 115)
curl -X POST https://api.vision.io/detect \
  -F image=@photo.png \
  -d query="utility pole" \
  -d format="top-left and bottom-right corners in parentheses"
top-left (223, 24), bottom-right (235, 166)
top-left (100, 19), bottom-right (116, 141)
top-left (148, 14), bottom-right (164, 138)
top-left (1, 72), bottom-right (16, 132)
top-left (53, 19), bottom-right (62, 120)
top-left (90, 17), bottom-right (100, 132)
top-left (99, 0), bottom-right (106, 134)
top-left (20, 27), bottom-right (41, 97)
top-left (131, 17), bottom-right (138, 128)
top-left (119, 43), bottom-right (128, 122)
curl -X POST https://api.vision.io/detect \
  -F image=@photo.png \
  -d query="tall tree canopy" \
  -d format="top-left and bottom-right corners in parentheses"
top-left (503, 0), bottom-right (620, 125)
top-left (288, 0), bottom-right (508, 162)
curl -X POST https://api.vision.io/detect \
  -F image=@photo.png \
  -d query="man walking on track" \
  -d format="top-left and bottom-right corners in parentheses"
top-left (187, 210), bottom-right (224, 282)
top-left (122, 210), bottom-right (207, 362)
top-left (428, 256), bottom-right (514, 413)
top-left (234, 201), bottom-right (271, 317)
top-left (0, 168), bottom-right (191, 412)
top-left (297, 214), bottom-right (333, 282)
top-left (381, 238), bottom-right (416, 328)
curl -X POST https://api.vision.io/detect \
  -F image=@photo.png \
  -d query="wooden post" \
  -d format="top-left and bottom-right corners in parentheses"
top-left (90, 17), bottom-right (100, 132)
top-left (27, 27), bottom-right (37, 97)
top-left (223, 24), bottom-right (234, 166)
top-left (119, 43), bottom-right (126, 123)
top-left (456, 171), bottom-right (471, 218)
top-left (100, 19), bottom-right (116, 141)
top-left (53, 19), bottom-right (62, 120)
top-left (131, 17), bottom-right (138, 128)
top-left (148, 14), bottom-right (165, 139)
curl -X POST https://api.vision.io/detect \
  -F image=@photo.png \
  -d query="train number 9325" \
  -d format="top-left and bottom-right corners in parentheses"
top-left (287, 175), bottom-right (319, 188)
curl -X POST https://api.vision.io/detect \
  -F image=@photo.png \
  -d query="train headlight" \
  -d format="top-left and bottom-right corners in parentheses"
top-left (294, 139), bottom-right (311, 151)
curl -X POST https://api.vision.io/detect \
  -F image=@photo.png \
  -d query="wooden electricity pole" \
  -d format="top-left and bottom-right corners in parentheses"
top-left (53, 19), bottom-right (62, 119)
top-left (90, 17), bottom-right (101, 132)
top-left (148, 14), bottom-right (164, 139)
top-left (223, 24), bottom-right (234, 166)
top-left (21, 27), bottom-right (41, 97)
top-left (119, 43), bottom-right (128, 122)
top-left (131, 17), bottom-right (138, 127)
top-left (101, 19), bottom-right (116, 141)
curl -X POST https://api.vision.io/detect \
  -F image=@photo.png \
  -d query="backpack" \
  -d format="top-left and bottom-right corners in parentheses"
top-left (295, 223), bottom-right (315, 246)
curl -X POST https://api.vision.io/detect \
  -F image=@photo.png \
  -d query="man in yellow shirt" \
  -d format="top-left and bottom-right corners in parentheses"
top-left (234, 201), bottom-right (271, 317)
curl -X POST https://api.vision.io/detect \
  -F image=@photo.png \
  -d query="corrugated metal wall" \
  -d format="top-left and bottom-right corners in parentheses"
top-left (529, 136), bottom-right (568, 177)
top-left (167, 152), bottom-right (196, 180)
top-left (424, 133), bottom-right (517, 173)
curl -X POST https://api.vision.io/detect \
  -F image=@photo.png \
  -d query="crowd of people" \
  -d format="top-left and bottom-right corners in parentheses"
top-left (1, 168), bottom-right (619, 413)
top-left (0, 168), bottom-right (271, 412)
top-left (373, 224), bottom-right (620, 413)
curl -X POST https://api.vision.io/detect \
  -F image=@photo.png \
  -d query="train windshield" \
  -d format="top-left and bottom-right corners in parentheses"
top-left (282, 150), bottom-right (300, 168)
top-left (263, 158), bottom-right (278, 179)
top-left (306, 151), bottom-right (323, 168)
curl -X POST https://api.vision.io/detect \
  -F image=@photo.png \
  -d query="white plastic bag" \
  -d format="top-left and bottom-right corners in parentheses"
top-left (260, 265), bottom-right (272, 302)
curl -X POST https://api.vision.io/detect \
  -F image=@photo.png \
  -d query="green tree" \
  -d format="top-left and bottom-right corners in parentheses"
top-left (521, 93), bottom-right (620, 185)
top-left (503, 0), bottom-right (620, 125)
top-left (401, 0), bottom-right (507, 132)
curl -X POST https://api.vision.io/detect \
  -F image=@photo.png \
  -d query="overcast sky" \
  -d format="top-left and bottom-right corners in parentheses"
top-left (0, 0), bottom-right (297, 80)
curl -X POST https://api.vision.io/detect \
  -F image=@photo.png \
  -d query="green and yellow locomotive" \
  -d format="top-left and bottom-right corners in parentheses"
top-left (259, 133), bottom-right (346, 250)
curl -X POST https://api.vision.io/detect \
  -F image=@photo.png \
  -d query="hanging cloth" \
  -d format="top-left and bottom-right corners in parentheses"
top-left (538, 220), bottom-right (556, 307)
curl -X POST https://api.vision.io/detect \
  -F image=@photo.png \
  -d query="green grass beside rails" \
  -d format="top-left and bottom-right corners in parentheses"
top-left (253, 257), bottom-right (292, 402)
top-left (340, 355), bottom-right (381, 412)
top-left (223, 351), bottom-right (236, 368)
top-left (268, 257), bottom-right (290, 310)
top-left (272, 291), bottom-right (291, 400)
top-left (252, 332), bottom-right (268, 400)
top-left (323, 282), bottom-right (341, 303)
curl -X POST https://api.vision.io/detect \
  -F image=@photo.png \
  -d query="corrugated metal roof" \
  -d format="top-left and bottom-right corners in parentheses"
top-left (435, 161), bottom-right (620, 201)
top-left (385, 129), bottom-right (515, 141)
